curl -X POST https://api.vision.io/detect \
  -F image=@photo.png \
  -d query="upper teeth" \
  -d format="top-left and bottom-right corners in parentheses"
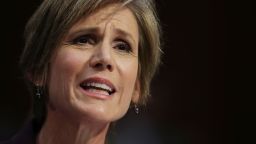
top-left (85, 82), bottom-right (112, 92)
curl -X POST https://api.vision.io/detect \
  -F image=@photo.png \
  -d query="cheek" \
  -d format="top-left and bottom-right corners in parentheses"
top-left (124, 64), bottom-right (138, 87)
top-left (113, 59), bottom-right (138, 118)
top-left (117, 58), bottom-right (138, 97)
top-left (54, 51), bottom-right (84, 76)
top-left (48, 49), bottom-right (87, 107)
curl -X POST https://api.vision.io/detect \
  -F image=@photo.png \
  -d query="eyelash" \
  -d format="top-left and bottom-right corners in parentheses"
top-left (69, 35), bottom-right (132, 53)
top-left (71, 34), bottom-right (96, 45)
top-left (114, 40), bottom-right (132, 53)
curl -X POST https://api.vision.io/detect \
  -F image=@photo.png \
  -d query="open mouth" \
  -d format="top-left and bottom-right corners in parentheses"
top-left (80, 77), bottom-right (116, 96)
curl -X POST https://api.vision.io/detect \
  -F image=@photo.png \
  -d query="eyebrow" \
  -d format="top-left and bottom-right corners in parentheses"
top-left (114, 28), bottom-right (136, 45)
top-left (66, 27), bottom-right (100, 39)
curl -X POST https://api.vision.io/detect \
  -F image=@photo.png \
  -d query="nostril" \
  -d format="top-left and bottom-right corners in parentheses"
top-left (107, 64), bottom-right (112, 71)
top-left (95, 63), bottom-right (103, 68)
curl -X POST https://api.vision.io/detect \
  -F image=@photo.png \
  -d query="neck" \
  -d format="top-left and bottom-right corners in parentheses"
top-left (37, 108), bottom-right (110, 144)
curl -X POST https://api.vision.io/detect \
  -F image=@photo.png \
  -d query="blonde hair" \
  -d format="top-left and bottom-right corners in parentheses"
top-left (20, 0), bottom-right (162, 105)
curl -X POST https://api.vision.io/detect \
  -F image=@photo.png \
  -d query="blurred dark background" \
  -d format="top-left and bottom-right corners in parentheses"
top-left (0, 0), bottom-right (253, 144)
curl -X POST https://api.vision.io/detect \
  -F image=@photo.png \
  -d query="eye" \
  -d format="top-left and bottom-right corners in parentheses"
top-left (114, 40), bottom-right (132, 53)
top-left (71, 34), bottom-right (96, 45)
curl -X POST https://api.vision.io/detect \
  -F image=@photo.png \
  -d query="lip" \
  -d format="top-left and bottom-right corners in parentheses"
top-left (79, 77), bottom-right (116, 100)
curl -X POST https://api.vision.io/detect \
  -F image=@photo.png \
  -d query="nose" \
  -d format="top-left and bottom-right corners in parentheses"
top-left (89, 43), bottom-right (114, 72)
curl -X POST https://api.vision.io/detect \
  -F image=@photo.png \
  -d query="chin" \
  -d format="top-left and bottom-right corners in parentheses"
top-left (68, 102), bottom-right (121, 124)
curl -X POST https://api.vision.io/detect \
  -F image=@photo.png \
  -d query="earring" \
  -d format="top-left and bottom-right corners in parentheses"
top-left (35, 85), bottom-right (42, 99)
top-left (134, 104), bottom-right (139, 114)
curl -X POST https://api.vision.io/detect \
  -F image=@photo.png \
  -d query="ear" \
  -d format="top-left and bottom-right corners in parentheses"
top-left (132, 79), bottom-right (140, 103)
top-left (26, 72), bottom-right (44, 86)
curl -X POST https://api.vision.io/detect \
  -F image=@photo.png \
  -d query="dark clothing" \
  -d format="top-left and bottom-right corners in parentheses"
top-left (0, 113), bottom-right (162, 144)
top-left (0, 121), bottom-right (37, 144)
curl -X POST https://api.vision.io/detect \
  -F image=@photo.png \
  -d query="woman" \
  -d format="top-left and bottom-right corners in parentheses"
top-left (4, 0), bottom-right (162, 143)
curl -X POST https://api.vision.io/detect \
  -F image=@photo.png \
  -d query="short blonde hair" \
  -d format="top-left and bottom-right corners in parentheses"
top-left (20, 0), bottom-right (162, 105)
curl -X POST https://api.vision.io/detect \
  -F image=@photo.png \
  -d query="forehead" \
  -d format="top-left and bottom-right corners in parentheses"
top-left (67, 4), bottom-right (139, 41)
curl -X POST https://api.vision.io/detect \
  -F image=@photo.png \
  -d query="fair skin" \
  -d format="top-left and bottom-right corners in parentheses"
top-left (37, 4), bottom-right (140, 144)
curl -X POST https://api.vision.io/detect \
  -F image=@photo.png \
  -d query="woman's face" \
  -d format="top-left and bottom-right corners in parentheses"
top-left (47, 4), bottom-right (140, 123)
